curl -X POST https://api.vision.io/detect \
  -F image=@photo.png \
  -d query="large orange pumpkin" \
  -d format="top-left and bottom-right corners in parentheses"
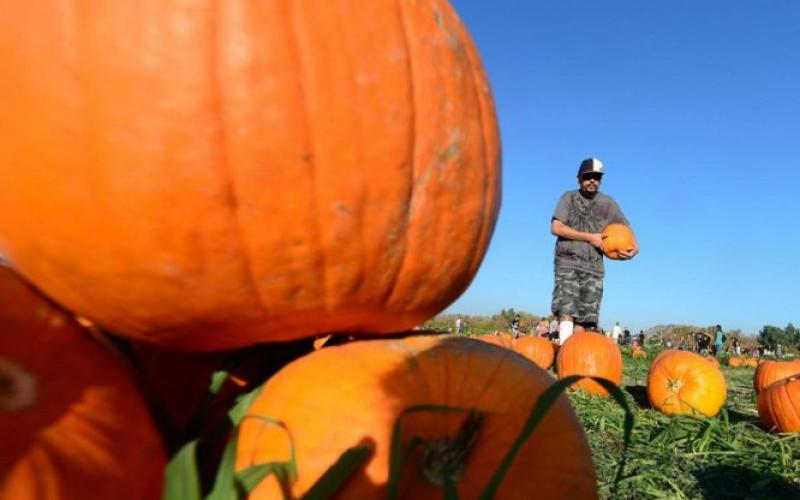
top-left (647, 350), bottom-right (727, 417)
top-left (0, 267), bottom-right (165, 499)
top-left (236, 336), bottom-right (597, 499)
top-left (601, 223), bottom-right (637, 260)
top-left (0, 0), bottom-right (501, 351)
top-left (555, 332), bottom-right (623, 396)
top-left (757, 376), bottom-right (800, 433)
top-left (512, 336), bottom-right (556, 370)
top-left (754, 360), bottom-right (800, 393)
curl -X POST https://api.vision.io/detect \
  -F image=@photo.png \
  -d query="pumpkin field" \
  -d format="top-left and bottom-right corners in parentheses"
top-left (2, 0), bottom-right (800, 499)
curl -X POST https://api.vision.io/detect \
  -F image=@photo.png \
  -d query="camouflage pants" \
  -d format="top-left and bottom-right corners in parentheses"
top-left (551, 268), bottom-right (604, 325)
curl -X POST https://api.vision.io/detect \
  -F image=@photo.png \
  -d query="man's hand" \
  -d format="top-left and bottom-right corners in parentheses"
top-left (587, 233), bottom-right (605, 250)
top-left (616, 241), bottom-right (640, 260)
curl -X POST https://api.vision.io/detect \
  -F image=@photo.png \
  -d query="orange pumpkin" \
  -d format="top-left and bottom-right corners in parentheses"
top-left (757, 376), bottom-right (800, 433)
top-left (647, 350), bottom-right (727, 417)
top-left (704, 356), bottom-right (720, 368)
top-left (0, 267), bottom-right (165, 499)
top-left (601, 223), bottom-right (637, 260)
top-left (236, 336), bottom-right (597, 499)
top-left (555, 332), bottom-right (623, 396)
top-left (0, 0), bottom-right (501, 351)
top-left (744, 358), bottom-right (759, 368)
top-left (512, 336), bottom-right (556, 370)
top-left (728, 357), bottom-right (744, 368)
top-left (631, 348), bottom-right (648, 359)
top-left (754, 360), bottom-right (800, 393)
top-left (477, 333), bottom-right (514, 349)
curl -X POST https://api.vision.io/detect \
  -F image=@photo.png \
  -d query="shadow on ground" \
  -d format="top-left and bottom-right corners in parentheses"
top-left (623, 385), bottom-right (650, 409)
top-left (694, 464), bottom-right (800, 499)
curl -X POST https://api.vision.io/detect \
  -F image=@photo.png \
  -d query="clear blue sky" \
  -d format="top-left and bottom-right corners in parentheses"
top-left (445, 1), bottom-right (800, 335)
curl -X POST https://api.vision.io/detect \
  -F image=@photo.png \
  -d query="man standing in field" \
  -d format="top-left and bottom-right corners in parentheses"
top-left (550, 158), bottom-right (638, 344)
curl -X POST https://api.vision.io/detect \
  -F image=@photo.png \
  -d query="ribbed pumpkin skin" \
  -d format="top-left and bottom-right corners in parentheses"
top-left (647, 351), bottom-right (727, 417)
top-left (754, 360), bottom-right (800, 393)
top-left (235, 336), bottom-right (597, 499)
top-left (513, 336), bottom-right (555, 369)
top-left (0, 0), bottom-right (501, 351)
top-left (601, 223), bottom-right (637, 260)
top-left (555, 332), bottom-right (623, 396)
top-left (0, 267), bottom-right (165, 499)
top-left (757, 377), bottom-right (800, 432)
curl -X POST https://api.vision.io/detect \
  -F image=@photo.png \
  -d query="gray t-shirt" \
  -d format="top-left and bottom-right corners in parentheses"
top-left (552, 190), bottom-right (629, 276)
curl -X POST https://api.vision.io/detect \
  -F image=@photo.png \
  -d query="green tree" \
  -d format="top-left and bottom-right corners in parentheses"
top-left (758, 325), bottom-right (794, 349)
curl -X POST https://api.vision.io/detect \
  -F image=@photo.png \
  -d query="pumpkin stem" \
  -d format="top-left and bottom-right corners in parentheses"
top-left (667, 378), bottom-right (683, 393)
top-left (0, 358), bottom-right (37, 412)
top-left (420, 410), bottom-right (485, 487)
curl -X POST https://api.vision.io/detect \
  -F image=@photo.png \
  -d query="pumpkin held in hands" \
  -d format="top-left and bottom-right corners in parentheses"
top-left (601, 223), bottom-right (637, 260)
top-left (0, 0), bottom-right (500, 351)
top-left (0, 267), bottom-right (165, 499)
top-left (647, 350), bottom-right (727, 417)
top-left (236, 336), bottom-right (597, 499)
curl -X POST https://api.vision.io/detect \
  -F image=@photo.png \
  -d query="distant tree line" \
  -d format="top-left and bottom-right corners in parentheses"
top-left (758, 323), bottom-right (799, 351)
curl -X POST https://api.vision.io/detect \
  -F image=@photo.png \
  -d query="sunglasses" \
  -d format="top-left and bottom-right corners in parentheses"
top-left (580, 173), bottom-right (603, 181)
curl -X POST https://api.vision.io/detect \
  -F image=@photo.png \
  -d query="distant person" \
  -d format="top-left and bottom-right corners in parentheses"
top-left (678, 336), bottom-right (686, 350)
top-left (638, 331), bottom-right (645, 348)
top-left (610, 322), bottom-right (623, 344)
top-left (622, 329), bottom-right (631, 345)
top-left (536, 318), bottom-right (549, 338)
top-left (732, 338), bottom-right (740, 356)
top-left (511, 314), bottom-right (521, 339)
top-left (714, 325), bottom-right (724, 358)
top-left (455, 317), bottom-right (462, 335)
top-left (665, 336), bottom-right (674, 349)
top-left (550, 158), bottom-right (638, 345)
top-left (695, 331), bottom-right (711, 355)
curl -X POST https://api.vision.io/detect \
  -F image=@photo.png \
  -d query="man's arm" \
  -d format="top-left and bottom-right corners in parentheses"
top-left (551, 219), bottom-right (605, 250)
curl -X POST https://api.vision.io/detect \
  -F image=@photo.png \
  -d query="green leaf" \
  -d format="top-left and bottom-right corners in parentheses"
top-left (209, 369), bottom-right (230, 396)
top-left (302, 445), bottom-right (372, 500)
top-left (205, 428), bottom-right (240, 500)
top-left (163, 440), bottom-right (202, 500)
top-left (234, 415), bottom-right (298, 498)
top-left (236, 463), bottom-right (286, 495)
top-left (229, 385), bottom-right (264, 426)
top-left (478, 375), bottom-right (582, 500)
top-left (479, 376), bottom-right (635, 500)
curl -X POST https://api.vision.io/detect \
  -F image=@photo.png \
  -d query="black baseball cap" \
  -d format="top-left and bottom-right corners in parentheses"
top-left (577, 158), bottom-right (604, 177)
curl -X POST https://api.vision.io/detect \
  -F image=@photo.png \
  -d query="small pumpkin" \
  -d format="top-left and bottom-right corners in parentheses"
top-left (512, 336), bottom-right (555, 370)
top-left (728, 357), bottom-right (744, 368)
top-left (754, 360), bottom-right (800, 393)
top-left (744, 358), bottom-right (759, 368)
top-left (601, 223), bottom-right (637, 260)
top-left (555, 332), bottom-right (623, 396)
top-left (236, 336), bottom-right (597, 499)
top-left (757, 376), bottom-right (800, 433)
top-left (631, 348), bottom-right (648, 359)
top-left (0, 267), bottom-right (165, 499)
top-left (0, 0), bottom-right (501, 351)
top-left (647, 350), bottom-right (727, 417)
